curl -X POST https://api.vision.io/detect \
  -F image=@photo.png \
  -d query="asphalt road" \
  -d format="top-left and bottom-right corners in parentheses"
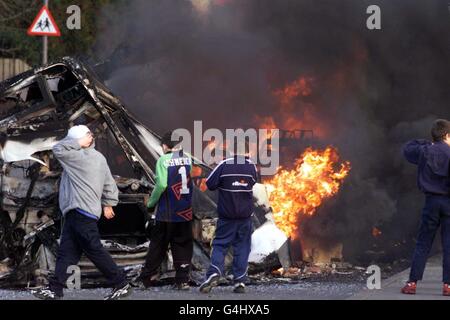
top-left (1, 255), bottom-right (447, 300)
top-left (0, 280), bottom-right (366, 300)
top-left (350, 255), bottom-right (450, 300)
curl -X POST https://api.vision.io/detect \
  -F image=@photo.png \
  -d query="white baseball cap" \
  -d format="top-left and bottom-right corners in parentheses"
top-left (67, 125), bottom-right (91, 140)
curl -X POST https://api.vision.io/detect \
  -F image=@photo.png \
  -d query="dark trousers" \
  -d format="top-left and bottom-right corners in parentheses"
top-left (409, 195), bottom-right (450, 283)
top-left (49, 210), bottom-right (126, 295)
top-left (141, 221), bottom-right (193, 284)
top-left (206, 217), bottom-right (252, 283)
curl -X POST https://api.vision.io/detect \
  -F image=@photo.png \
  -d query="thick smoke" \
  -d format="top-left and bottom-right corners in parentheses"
top-left (93, 0), bottom-right (450, 261)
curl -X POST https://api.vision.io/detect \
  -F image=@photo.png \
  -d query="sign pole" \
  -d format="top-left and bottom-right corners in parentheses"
top-left (28, 0), bottom-right (61, 56)
top-left (42, 0), bottom-right (49, 65)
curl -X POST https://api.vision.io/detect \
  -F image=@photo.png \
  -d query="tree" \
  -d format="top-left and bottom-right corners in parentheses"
top-left (0, 0), bottom-right (122, 66)
top-left (0, 0), bottom-right (42, 63)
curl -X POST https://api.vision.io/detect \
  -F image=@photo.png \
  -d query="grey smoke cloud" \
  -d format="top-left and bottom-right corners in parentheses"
top-left (93, 0), bottom-right (449, 260)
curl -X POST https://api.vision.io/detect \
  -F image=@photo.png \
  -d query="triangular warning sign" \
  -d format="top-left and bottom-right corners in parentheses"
top-left (27, 5), bottom-right (61, 37)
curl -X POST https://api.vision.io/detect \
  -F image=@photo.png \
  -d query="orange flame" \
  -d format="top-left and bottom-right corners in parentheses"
top-left (206, 140), bottom-right (217, 151)
top-left (253, 75), bottom-right (327, 138)
top-left (372, 227), bottom-right (382, 238)
top-left (274, 76), bottom-right (312, 107)
top-left (253, 115), bottom-right (277, 141)
top-left (198, 178), bottom-right (208, 192)
top-left (265, 146), bottom-right (351, 238)
top-left (254, 115), bottom-right (277, 130)
top-left (191, 165), bottom-right (208, 192)
top-left (191, 165), bottom-right (203, 177)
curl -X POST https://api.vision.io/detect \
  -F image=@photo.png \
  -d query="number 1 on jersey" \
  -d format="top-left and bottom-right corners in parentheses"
top-left (178, 166), bottom-right (190, 194)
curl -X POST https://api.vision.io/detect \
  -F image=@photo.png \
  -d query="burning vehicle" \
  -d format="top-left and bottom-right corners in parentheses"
top-left (0, 56), bottom-right (358, 290)
top-left (0, 57), bottom-right (290, 288)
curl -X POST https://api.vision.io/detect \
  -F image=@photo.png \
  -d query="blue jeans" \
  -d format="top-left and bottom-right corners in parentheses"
top-left (409, 195), bottom-right (450, 283)
top-left (206, 217), bottom-right (252, 283)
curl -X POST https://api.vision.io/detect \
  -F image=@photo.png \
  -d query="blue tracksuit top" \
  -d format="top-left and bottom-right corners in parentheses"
top-left (206, 156), bottom-right (258, 219)
top-left (403, 140), bottom-right (450, 196)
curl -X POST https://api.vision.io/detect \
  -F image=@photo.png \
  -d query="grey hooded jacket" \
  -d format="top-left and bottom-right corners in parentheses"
top-left (52, 138), bottom-right (119, 219)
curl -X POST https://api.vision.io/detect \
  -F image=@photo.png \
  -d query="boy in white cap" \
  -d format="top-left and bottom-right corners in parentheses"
top-left (32, 125), bottom-right (132, 300)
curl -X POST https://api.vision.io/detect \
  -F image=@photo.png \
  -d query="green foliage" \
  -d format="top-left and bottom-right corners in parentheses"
top-left (0, 0), bottom-right (121, 66)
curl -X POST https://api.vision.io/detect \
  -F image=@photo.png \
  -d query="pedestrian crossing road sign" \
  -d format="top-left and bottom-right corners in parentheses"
top-left (27, 5), bottom-right (61, 37)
